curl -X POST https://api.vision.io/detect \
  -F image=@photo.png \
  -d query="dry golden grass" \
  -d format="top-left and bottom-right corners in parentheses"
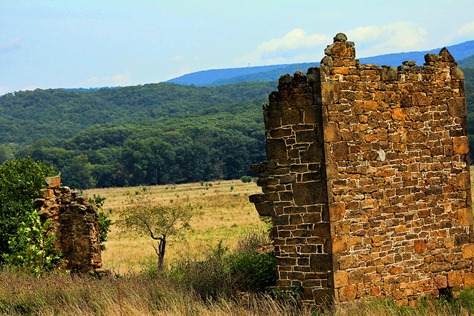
top-left (89, 166), bottom-right (474, 273)
top-left (3, 171), bottom-right (474, 315)
top-left (85, 180), bottom-right (266, 273)
top-left (1, 268), bottom-right (472, 316)
top-left (0, 269), bottom-right (314, 316)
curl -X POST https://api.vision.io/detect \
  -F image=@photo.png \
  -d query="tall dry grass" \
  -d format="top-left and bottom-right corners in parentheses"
top-left (0, 268), bottom-right (314, 316)
top-left (1, 268), bottom-right (472, 316)
top-left (3, 172), bottom-right (474, 315)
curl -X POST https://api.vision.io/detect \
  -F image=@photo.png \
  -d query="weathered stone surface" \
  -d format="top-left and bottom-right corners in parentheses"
top-left (381, 66), bottom-right (398, 81)
top-left (439, 47), bottom-right (455, 62)
top-left (40, 189), bottom-right (55, 198)
top-left (45, 176), bottom-right (61, 188)
top-left (250, 33), bottom-right (472, 307)
top-left (453, 136), bottom-right (469, 154)
top-left (36, 177), bottom-right (102, 273)
top-left (293, 182), bottom-right (327, 205)
top-left (333, 270), bottom-right (348, 288)
top-left (462, 244), bottom-right (474, 259)
top-left (451, 67), bottom-right (465, 80)
top-left (333, 33), bottom-right (347, 42)
top-left (414, 240), bottom-right (426, 253)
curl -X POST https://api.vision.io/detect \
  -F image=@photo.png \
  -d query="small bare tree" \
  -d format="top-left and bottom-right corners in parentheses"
top-left (118, 187), bottom-right (193, 270)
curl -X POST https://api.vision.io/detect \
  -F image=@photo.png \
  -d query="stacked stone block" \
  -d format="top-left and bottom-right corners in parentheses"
top-left (250, 33), bottom-right (473, 306)
top-left (36, 176), bottom-right (102, 273)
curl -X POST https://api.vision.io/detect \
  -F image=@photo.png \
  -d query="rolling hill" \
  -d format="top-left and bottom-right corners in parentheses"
top-left (168, 40), bottom-right (474, 86)
top-left (1, 39), bottom-right (474, 189)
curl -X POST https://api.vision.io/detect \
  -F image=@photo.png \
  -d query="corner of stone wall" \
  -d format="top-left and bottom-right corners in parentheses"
top-left (251, 32), bottom-right (473, 307)
top-left (250, 50), bottom-right (335, 306)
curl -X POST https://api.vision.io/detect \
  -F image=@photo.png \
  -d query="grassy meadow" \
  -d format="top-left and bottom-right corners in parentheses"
top-left (91, 165), bottom-right (474, 273)
top-left (85, 179), bottom-right (266, 273)
top-left (2, 175), bottom-right (474, 315)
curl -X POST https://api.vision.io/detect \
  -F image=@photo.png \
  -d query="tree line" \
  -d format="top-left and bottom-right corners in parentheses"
top-left (0, 82), bottom-right (275, 188)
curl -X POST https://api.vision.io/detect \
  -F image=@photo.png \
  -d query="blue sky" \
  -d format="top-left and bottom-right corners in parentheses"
top-left (2, 0), bottom-right (474, 95)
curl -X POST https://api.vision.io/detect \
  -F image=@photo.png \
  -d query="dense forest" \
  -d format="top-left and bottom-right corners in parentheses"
top-left (1, 63), bottom-right (474, 189)
top-left (0, 82), bottom-right (276, 188)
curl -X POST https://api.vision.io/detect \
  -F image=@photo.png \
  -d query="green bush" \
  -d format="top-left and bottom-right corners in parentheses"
top-left (456, 287), bottom-right (474, 313)
top-left (167, 233), bottom-right (276, 300)
top-left (240, 175), bottom-right (252, 183)
top-left (227, 231), bottom-right (276, 292)
top-left (88, 194), bottom-right (112, 251)
top-left (2, 210), bottom-right (62, 276)
top-left (227, 250), bottom-right (276, 292)
top-left (268, 283), bottom-right (303, 305)
top-left (0, 157), bottom-right (54, 258)
top-left (167, 241), bottom-right (234, 299)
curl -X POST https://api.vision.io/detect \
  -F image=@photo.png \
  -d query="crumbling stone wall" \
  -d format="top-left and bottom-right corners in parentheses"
top-left (250, 33), bottom-right (474, 306)
top-left (36, 176), bottom-right (102, 273)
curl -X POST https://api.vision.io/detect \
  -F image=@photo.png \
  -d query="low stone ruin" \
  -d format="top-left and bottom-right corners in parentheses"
top-left (35, 176), bottom-right (102, 273)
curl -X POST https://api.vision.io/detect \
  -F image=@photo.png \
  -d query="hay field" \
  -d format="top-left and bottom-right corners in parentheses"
top-left (86, 165), bottom-right (474, 273)
top-left (85, 180), bottom-right (265, 273)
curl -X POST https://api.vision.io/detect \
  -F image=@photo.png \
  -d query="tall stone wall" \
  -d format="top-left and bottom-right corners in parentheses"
top-left (250, 33), bottom-right (474, 306)
top-left (36, 176), bottom-right (102, 273)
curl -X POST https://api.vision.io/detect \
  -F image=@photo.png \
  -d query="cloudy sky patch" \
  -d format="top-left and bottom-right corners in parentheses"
top-left (347, 22), bottom-right (428, 57)
top-left (459, 21), bottom-right (474, 37)
top-left (1, 0), bottom-right (474, 94)
top-left (236, 29), bottom-right (329, 65)
top-left (81, 72), bottom-right (132, 88)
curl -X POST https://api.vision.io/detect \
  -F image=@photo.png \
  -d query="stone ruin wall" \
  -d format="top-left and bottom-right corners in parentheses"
top-left (250, 33), bottom-right (474, 306)
top-left (36, 176), bottom-right (102, 273)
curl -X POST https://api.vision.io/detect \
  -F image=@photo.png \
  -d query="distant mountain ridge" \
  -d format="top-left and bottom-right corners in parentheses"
top-left (168, 40), bottom-right (474, 86)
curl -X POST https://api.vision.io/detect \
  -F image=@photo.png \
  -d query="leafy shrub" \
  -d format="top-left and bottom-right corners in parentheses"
top-left (167, 232), bottom-right (276, 300)
top-left (0, 157), bottom-right (54, 258)
top-left (454, 287), bottom-right (474, 313)
top-left (234, 231), bottom-right (271, 253)
top-left (228, 231), bottom-right (276, 292)
top-left (227, 250), bottom-right (276, 292)
top-left (97, 211), bottom-right (112, 251)
top-left (2, 210), bottom-right (62, 276)
top-left (268, 283), bottom-right (303, 305)
top-left (241, 175), bottom-right (252, 183)
top-left (88, 194), bottom-right (112, 251)
top-left (167, 241), bottom-right (234, 299)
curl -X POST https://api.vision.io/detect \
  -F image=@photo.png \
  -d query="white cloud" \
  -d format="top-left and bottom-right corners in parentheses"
top-left (459, 21), bottom-right (474, 36)
top-left (257, 29), bottom-right (328, 54)
top-left (236, 23), bottom-right (430, 67)
top-left (171, 55), bottom-right (185, 62)
top-left (80, 72), bottom-right (132, 88)
top-left (235, 29), bottom-right (329, 66)
top-left (347, 22), bottom-right (428, 57)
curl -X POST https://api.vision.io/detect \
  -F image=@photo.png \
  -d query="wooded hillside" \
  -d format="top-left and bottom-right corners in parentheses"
top-left (0, 82), bottom-right (275, 188)
top-left (1, 66), bottom-right (474, 189)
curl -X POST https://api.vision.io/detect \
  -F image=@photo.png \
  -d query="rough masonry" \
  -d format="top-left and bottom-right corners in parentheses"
top-left (250, 33), bottom-right (474, 306)
top-left (36, 176), bottom-right (102, 273)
